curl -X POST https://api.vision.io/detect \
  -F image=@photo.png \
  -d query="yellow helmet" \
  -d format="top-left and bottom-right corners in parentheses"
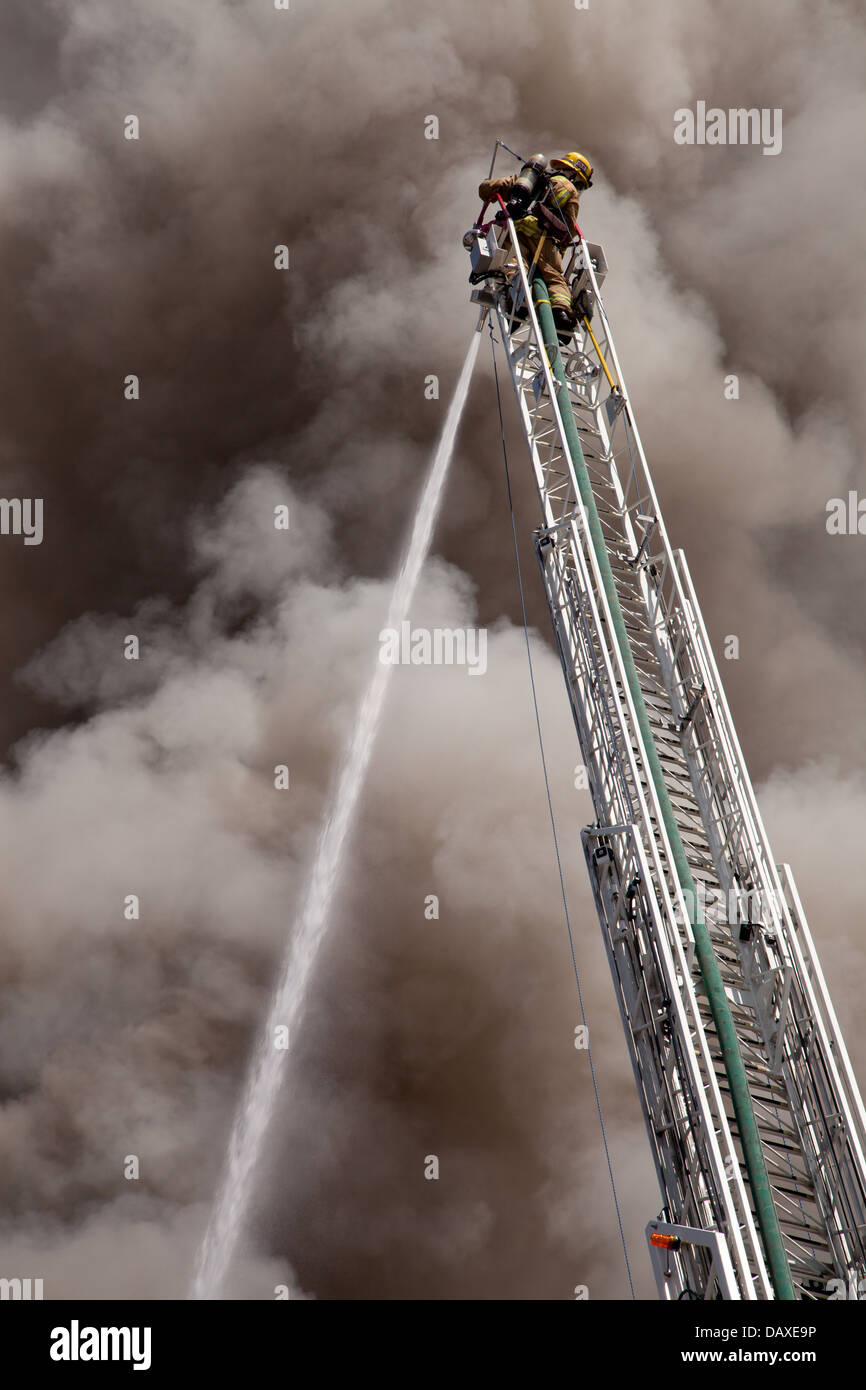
top-left (550, 151), bottom-right (593, 188)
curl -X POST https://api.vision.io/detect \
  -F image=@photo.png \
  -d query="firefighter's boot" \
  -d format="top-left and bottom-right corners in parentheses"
top-left (552, 304), bottom-right (576, 343)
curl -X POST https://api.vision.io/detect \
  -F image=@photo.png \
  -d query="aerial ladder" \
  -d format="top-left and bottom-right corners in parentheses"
top-left (465, 145), bottom-right (866, 1300)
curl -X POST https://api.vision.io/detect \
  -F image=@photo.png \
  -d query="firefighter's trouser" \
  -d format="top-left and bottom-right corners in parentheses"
top-left (515, 231), bottom-right (572, 314)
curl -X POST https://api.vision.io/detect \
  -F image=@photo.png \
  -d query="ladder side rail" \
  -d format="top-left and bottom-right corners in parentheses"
top-left (567, 236), bottom-right (866, 1276)
top-left (675, 550), bottom-right (866, 1153)
top-left (578, 395), bottom-right (851, 1293)
top-left (671, 553), bottom-right (866, 1262)
top-left (780, 862), bottom-right (866, 1147)
top-left (596, 363), bottom-right (866, 1284)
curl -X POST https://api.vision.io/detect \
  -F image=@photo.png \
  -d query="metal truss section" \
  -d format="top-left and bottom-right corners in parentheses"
top-left (583, 823), bottom-right (766, 1299)
top-left (469, 202), bottom-right (866, 1298)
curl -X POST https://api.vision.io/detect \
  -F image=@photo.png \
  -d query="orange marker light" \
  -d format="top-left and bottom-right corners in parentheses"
top-left (650, 1232), bottom-right (681, 1251)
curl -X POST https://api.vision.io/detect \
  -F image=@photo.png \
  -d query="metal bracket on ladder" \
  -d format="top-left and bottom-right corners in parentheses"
top-left (675, 683), bottom-right (705, 734)
top-left (630, 514), bottom-right (658, 569)
top-left (751, 963), bottom-right (794, 1075)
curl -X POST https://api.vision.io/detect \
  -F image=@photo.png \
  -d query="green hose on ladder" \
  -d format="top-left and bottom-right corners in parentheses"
top-left (532, 277), bottom-right (795, 1302)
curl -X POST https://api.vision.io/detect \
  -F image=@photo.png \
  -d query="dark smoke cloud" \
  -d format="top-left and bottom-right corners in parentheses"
top-left (0, 0), bottom-right (863, 1299)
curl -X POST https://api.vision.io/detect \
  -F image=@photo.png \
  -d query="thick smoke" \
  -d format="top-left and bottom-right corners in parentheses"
top-left (0, 0), bottom-right (863, 1299)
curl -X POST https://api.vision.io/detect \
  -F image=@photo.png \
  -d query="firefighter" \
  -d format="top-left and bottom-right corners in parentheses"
top-left (478, 151), bottom-right (593, 334)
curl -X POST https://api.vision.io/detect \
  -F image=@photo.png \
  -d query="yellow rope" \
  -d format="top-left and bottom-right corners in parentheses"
top-left (582, 316), bottom-right (618, 392)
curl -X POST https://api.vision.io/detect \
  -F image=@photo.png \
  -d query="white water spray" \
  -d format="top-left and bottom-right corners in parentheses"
top-left (191, 331), bottom-right (481, 1298)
